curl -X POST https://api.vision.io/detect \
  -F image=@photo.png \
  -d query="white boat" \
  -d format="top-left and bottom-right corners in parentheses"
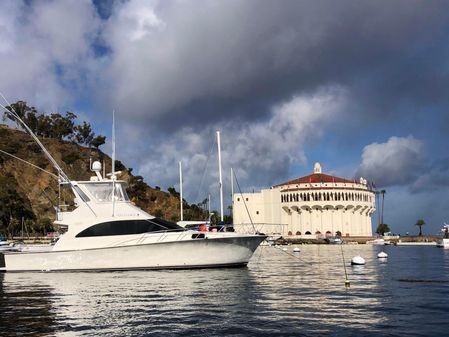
top-left (366, 238), bottom-right (386, 245)
top-left (436, 239), bottom-right (449, 248)
top-left (0, 238), bottom-right (8, 248)
top-left (0, 107), bottom-right (266, 272)
top-left (0, 239), bottom-right (12, 252)
top-left (326, 236), bottom-right (343, 244)
top-left (436, 223), bottom-right (449, 248)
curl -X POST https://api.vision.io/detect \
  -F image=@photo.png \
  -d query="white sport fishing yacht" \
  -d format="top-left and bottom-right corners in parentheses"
top-left (0, 106), bottom-right (266, 272)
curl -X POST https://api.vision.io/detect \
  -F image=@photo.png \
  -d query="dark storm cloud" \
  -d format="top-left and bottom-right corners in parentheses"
top-left (410, 157), bottom-right (449, 193)
top-left (4, 0), bottom-right (449, 221)
top-left (96, 0), bottom-right (449, 131)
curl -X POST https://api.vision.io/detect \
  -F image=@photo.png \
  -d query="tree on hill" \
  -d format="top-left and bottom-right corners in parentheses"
top-left (2, 100), bottom-right (106, 146)
top-left (376, 223), bottom-right (390, 236)
top-left (49, 112), bottom-right (76, 140)
top-left (415, 219), bottom-right (425, 236)
top-left (167, 186), bottom-right (180, 197)
top-left (74, 121), bottom-right (94, 145)
top-left (127, 175), bottom-right (149, 202)
top-left (90, 135), bottom-right (106, 149)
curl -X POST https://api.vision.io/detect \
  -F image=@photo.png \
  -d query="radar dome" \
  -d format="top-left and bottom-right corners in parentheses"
top-left (92, 161), bottom-right (102, 172)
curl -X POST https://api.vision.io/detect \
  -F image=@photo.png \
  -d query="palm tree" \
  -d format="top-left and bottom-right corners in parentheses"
top-left (380, 190), bottom-right (386, 225)
top-left (415, 219), bottom-right (425, 236)
top-left (375, 191), bottom-right (380, 226)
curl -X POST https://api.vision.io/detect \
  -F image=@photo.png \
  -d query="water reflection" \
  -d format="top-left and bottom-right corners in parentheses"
top-left (0, 273), bottom-right (57, 336)
top-left (1, 245), bottom-right (449, 336)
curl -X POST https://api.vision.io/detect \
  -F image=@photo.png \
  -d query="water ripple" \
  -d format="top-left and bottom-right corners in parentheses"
top-left (1, 245), bottom-right (449, 336)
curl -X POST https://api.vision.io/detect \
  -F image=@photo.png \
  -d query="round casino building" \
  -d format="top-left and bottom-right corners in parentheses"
top-left (233, 163), bottom-right (375, 237)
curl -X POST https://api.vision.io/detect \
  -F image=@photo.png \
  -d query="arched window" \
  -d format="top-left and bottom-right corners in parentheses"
top-left (288, 231), bottom-right (293, 236)
top-left (315, 231), bottom-right (321, 234)
top-left (305, 231), bottom-right (311, 235)
top-left (296, 231), bottom-right (301, 235)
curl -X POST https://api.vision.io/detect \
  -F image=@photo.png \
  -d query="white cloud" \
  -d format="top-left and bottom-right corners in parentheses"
top-left (0, 0), bottom-right (99, 110)
top-left (355, 136), bottom-right (425, 187)
top-left (136, 86), bottom-right (347, 207)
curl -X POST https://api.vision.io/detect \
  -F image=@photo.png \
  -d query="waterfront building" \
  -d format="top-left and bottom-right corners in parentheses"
top-left (233, 163), bottom-right (375, 237)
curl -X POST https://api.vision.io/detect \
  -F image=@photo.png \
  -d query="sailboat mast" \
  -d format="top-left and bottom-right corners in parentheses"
top-left (179, 161), bottom-right (183, 221)
top-left (112, 110), bottom-right (116, 217)
top-left (231, 168), bottom-right (234, 201)
top-left (231, 167), bottom-right (234, 218)
top-left (217, 131), bottom-right (224, 222)
top-left (208, 194), bottom-right (211, 220)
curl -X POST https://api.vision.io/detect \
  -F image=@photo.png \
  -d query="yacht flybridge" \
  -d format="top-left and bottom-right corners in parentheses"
top-left (0, 101), bottom-right (265, 272)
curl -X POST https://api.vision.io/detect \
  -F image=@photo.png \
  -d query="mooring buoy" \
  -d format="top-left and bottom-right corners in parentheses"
top-left (377, 251), bottom-right (388, 258)
top-left (351, 256), bottom-right (365, 265)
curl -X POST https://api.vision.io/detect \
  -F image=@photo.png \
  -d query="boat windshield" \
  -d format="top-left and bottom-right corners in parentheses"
top-left (81, 182), bottom-right (129, 202)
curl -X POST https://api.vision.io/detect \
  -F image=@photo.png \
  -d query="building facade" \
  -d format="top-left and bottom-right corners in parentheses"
top-left (233, 163), bottom-right (375, 237)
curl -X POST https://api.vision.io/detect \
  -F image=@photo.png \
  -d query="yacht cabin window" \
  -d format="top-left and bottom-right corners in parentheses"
top-left (75, 218), bottom-right (184, 237)
top-left (81, 182), bottom-right (129, 202)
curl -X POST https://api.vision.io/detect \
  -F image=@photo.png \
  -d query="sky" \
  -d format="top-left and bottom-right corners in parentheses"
top-left (1, 0), bottom-right (449, 234)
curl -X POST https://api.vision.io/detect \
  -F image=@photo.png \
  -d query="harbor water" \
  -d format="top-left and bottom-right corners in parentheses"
top-left (1, 245), bottom-right (449, 336)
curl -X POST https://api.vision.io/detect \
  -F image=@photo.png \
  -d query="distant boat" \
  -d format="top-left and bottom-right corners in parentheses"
top-left (436, 223), bottom-right (449, 249)
top-left (326, 237), bottom-right (343, 244)
top-left (366, 238), bottom-right (386, 245)
top-left (0, 237), bottom-right (11, 252)
top-left (265, 234), bottom-right (282, 245)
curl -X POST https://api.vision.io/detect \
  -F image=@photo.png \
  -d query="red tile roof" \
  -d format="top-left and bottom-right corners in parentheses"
top-left (275, 173), bottom-right (355, 187)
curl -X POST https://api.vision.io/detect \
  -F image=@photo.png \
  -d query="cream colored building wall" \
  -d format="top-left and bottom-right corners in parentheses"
top-left (233, 182), bottom-right (375, 237)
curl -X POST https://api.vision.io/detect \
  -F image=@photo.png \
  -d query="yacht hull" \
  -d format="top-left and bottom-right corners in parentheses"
top-left (0, 235), bottom-right (265, 272)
